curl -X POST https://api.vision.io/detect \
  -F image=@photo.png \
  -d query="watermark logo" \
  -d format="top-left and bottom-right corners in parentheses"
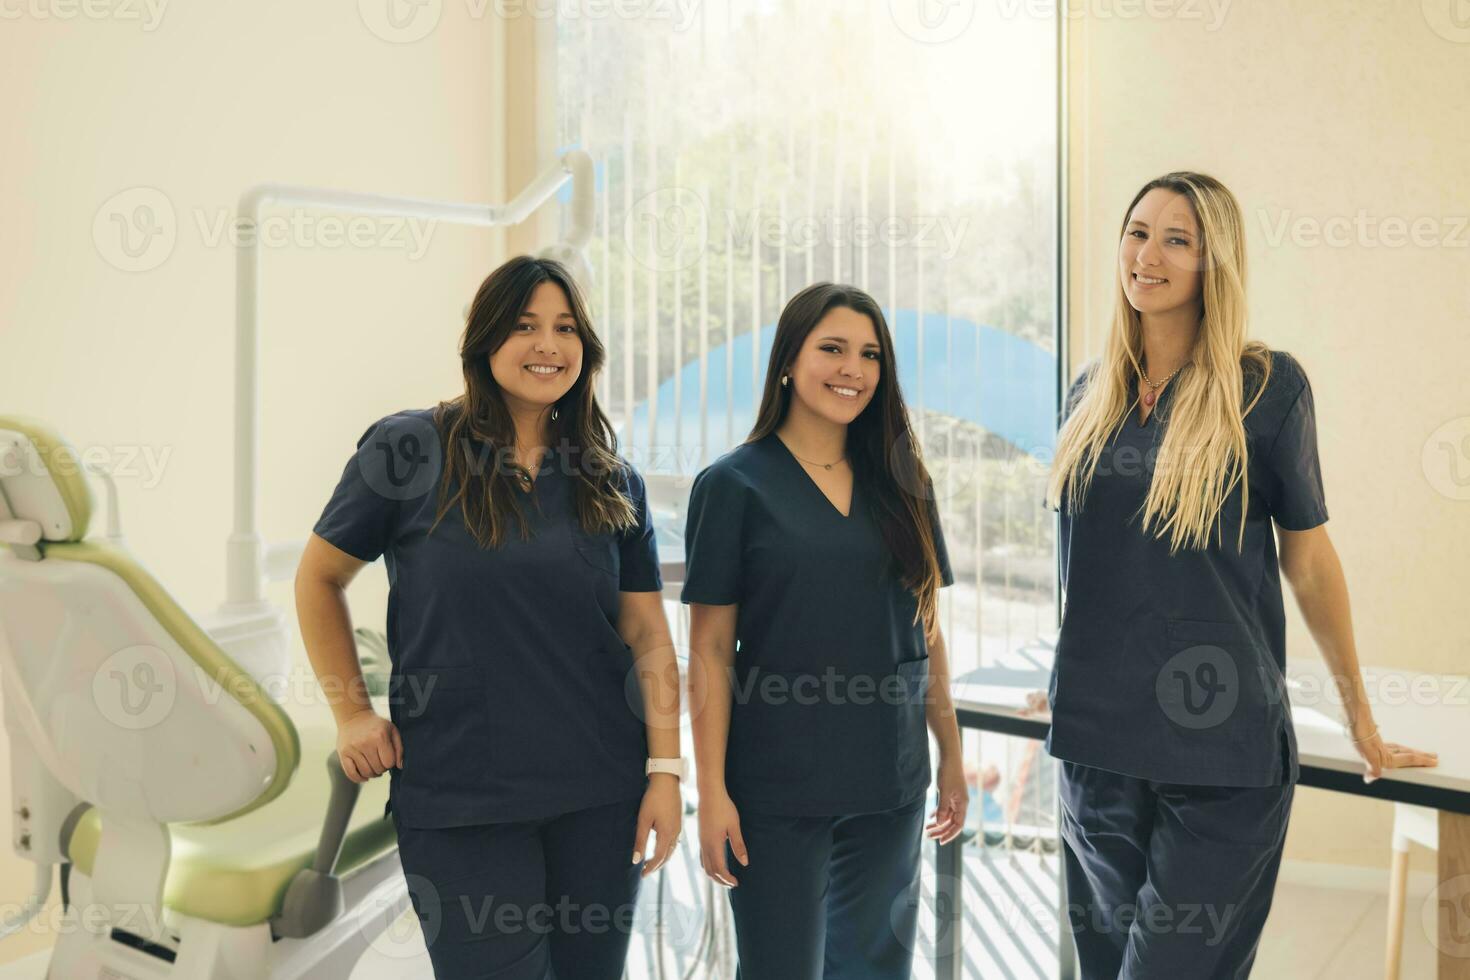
top-left (889, 0), bottom-right (976, 44)
top-left (93, 187), bottom-right (176, 272)
top-left (1259, 209), bottom-right (1470, 249)
top-left (1423, 873), bottom-right (1470, 959)
top-left (1423, 416), bottom-right (1470, 501)
top-left (358, 0), bottom-right (700, 42)
top-left (620, 187), bottom-right (970, 272)
top-left (1421, 0), bottom-right (1470, 43)
top-left (1156, 644), bottom-right (1238, 730)
top-left (358, 415), bottom-right (443, 501)
top-left (623, 187), bottom-right (709, 273)
top-left (93, 186), bottom-right (437, 272)
top-left (358, 0), bottom-right (442, 43)
top-left (93, 645), bottom-right (177, 731)
top-left (0, 0), bottom-right (169, 30)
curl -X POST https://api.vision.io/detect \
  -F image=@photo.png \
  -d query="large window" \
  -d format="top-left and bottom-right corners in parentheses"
top-left (555, 3), bottom-right (1060, 973)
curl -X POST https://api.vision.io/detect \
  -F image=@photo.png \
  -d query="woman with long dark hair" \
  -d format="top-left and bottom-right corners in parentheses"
top-left (1044, 172), bottom-right (1437, 977)
top-left (296, 256), bottom-right (684, 979)
top-left (682, 282), bottom-right (967, 979)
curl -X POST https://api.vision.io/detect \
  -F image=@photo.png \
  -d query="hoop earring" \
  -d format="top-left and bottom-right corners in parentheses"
top-left (551, 404), bottom-right (559, 421)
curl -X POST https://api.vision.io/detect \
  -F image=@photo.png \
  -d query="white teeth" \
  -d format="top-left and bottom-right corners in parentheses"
top-left (826, 384), bottom-right (860, 398)
top-left (1134, 274), bottom-right (1167, 285)
top-left (525, 365), bottom-right (561, 375)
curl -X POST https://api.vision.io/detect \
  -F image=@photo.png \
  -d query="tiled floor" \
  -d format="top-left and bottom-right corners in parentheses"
top-left (0, 861), bottom-right (1438, 978)
top-left (1255, 876), bottom-right (1437, 979)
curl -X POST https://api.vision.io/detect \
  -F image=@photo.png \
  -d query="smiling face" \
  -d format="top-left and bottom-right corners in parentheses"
top-left (487, 281), bottom-right (584, 413)
top-left (1119, 187), bottom-right (1205, 318)
top-left (786, 305), bottom-right (882, 425)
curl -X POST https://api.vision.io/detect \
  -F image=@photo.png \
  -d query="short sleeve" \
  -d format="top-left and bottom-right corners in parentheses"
top-left (313, 411), bottom-right (442, 562)
top-left (616, 464), bottom-right (663, 592)
top-left (927, 488), bottom-right (955, 588)
top-left (680, 463), bottom-right (746, 605)
top-left (1263, 369), bottom-right (1329, 531)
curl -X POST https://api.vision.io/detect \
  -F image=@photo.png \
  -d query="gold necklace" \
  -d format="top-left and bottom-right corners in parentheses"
top-left (786, 446), bottom-right (846, 471)
top-left (1139, 360), bottom-right (1186, 407)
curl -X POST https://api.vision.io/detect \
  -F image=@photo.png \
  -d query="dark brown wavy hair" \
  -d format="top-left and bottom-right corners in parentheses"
top-left (428, 256), bottom-right (635, 547)
top-left (747, 282), bottom-right (946, 634)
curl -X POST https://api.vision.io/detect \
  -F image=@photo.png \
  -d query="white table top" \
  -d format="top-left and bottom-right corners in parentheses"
top-left (951, 656), bottom-right (1470, 804)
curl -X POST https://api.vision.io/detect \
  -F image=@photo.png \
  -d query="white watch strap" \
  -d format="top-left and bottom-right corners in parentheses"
top-left (645, 757), bottom-right (686, 780)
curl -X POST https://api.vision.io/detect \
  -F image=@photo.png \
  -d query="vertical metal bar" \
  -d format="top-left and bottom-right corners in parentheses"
top-left (915, 213), bottom-right (925, 449)
top-left (645, 117), bottom-right (659, 453)
top-left (778, 187), bottom-right (788, 315)
top-left (1055, 0), bottom-right (1074, 976)
top-left (934, 838), bottom-right (962, 980)
top-left (832, 117), bottom-right (843, 283)
top-left (859, 151), bottom-right (870, 293)
top-left (673, 159), bottom-right (684, 472)
top-left (805, 129), bottom-right (817, 286)
top-left (698, 181), bottom-right (710, 472)
top-left (886, 131), bottom-right (896, 327)
top-left (724, 159), bottom-right (735, 449)
top-left (974, 308), bottom-right (984, 667)
top-left (600, 155), bottom-right (611, 414)
top-left (751, 164), bottom-right (761, 405)
top-left (622, 116), bottom-right (635, 459)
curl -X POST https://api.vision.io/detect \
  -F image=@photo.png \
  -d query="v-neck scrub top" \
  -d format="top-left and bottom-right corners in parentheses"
top-left (680, 432), bottom-right (954, 816)
top-left (1046, 350), bottom-right (1328, 788)
top-left (311, 408), bottom-right (663, 828)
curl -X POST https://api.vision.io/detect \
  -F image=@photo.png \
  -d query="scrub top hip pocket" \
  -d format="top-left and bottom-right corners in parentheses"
top-left (592, 636), bottom-right (650, 766)
top-left (893, 657), bottom-right (932, 786)
top-left (390, 666), bottom-right (493, 796)
top-left (1150, 618), bottom-right (1282, 773)
top-left (727, 665), bottom-right (822, 788)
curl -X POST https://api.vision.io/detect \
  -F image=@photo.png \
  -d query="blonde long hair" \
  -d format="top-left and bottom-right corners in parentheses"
top-left (1046, 172), bottom-right (1272, 553)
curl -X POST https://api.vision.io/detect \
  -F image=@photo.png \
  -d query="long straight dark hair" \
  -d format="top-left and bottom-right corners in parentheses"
top-left (428, 256), bottom-right (634, 547)
top-left (747, 282), bottom-right (946, 634)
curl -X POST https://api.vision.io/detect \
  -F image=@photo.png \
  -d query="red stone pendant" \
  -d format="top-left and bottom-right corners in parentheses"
top-left (1143, 390), bottom-right (1157, 407)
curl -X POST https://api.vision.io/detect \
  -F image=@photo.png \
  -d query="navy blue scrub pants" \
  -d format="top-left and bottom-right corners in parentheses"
top-left (1058, 762), bottom-right (1294, 980)
top-left (725, 796), bottom-right (926, 980)
top-left (393, 795), bottom-right (643, 980)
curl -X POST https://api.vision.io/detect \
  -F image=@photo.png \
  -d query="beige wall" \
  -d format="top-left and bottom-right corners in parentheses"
top-left (1067, 0), bottom-right (1470, 872)
top-left (0, 1), bottom-right (534, 962)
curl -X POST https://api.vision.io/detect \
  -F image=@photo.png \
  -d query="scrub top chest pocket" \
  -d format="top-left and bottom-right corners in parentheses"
top-left (572, 525), bottom-right (620, 576)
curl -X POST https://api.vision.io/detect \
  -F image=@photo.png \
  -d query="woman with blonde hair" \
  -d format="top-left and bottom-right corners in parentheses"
top-left (1043, 171), bottom-right (1436, 977)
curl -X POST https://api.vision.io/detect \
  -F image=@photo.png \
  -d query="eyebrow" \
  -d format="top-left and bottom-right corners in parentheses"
top-left (1127, 219), bottom-right (1195, 236)
top-left (518, 312), bottom-right (577, 319)
top-left (818, 336), bottom-right (881, 349)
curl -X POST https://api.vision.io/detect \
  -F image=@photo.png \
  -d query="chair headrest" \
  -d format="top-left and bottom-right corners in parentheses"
top-left (0, 415), bottom-right (94, 543)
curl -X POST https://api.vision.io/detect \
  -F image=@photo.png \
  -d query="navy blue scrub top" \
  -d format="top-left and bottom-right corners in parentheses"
top-left (680, 432), bottom-right (955, 817)
top-left (1046, 350), bottom-right (1328, 788)
top-left (311, 408), bottom-right (663, 828)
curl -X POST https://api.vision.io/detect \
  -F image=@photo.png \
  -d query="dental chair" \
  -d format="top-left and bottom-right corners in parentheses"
top-left (0, 416), bottom-right (409, 979)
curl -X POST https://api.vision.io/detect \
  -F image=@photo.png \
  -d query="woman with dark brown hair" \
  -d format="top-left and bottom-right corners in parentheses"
top-left (683, 281), bottom-right (968, 979)
top-left (295, 256), bottom-right (684, 979)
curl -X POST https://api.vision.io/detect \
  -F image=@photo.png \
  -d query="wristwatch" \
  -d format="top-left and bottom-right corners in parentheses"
top-left (645, 757), bottom-right (688, 781)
